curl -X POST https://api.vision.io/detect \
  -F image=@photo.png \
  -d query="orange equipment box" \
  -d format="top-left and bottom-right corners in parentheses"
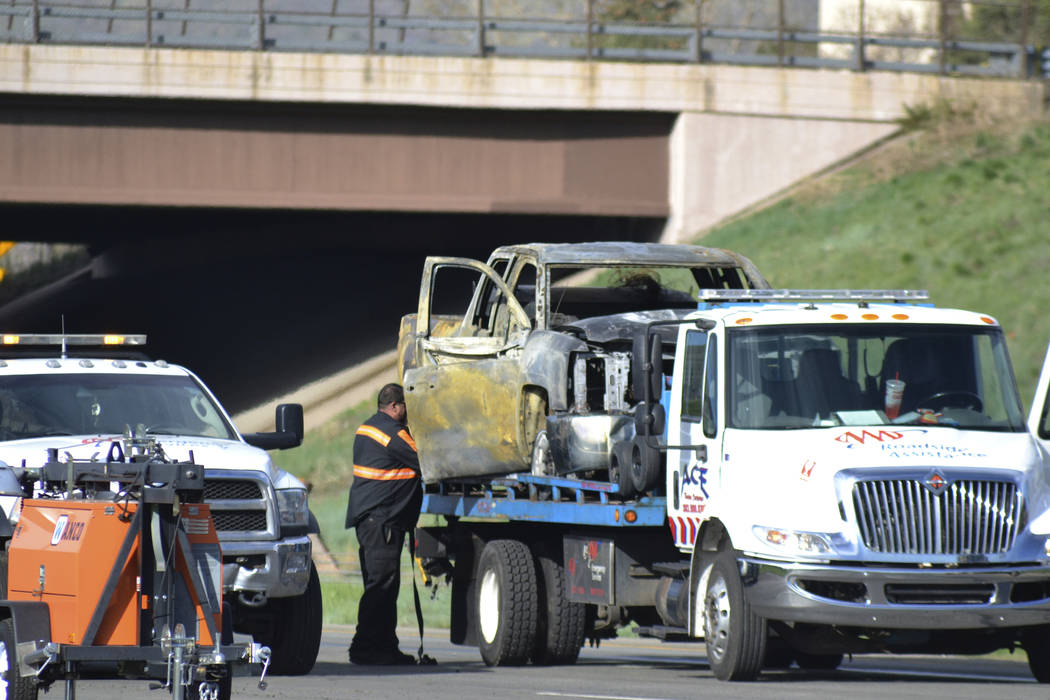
top-left (8, 499), bottom-right (221, 647)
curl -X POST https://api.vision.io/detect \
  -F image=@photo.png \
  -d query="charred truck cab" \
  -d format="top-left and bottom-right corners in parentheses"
top-left (411, 288), bottom-right (1050, 682)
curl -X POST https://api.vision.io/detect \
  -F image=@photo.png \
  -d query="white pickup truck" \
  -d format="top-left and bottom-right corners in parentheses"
top-left (413, 289), bottom-right (1050, 682)
top-left (0, 334), bottom-right (322, 675)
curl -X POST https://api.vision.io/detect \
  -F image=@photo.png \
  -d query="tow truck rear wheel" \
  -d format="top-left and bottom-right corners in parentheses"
top-left (0, 618), bottom-right (37, 700)
top-left (701, 550), bottom-right (767, 681)
top-left (476, 540), bottom-right (538, 666)
top-left (531, 553), bottom-right (585, 665)
top-left (256, 563), bottom-right (323, 676)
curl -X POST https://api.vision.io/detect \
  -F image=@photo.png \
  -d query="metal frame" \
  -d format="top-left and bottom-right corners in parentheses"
top-left (0, 0), bottom-right (1042, 79)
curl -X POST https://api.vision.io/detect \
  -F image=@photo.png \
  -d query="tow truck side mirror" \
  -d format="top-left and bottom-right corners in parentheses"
top-left (242, 403), bottom-right (304, 450)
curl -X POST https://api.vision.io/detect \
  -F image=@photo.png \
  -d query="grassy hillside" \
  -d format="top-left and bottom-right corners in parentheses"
top-left (702, 107), bottom-right (1050, 405)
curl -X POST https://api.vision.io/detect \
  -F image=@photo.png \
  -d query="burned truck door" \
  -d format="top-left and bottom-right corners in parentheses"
top-left (404, 257), bottom-right (534, 482)
top-left (1028, 343), bottom-right (1050, 452)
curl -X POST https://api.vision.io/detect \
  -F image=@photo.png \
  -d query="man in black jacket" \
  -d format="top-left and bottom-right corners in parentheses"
top-left (345, 383), bottom-right (423, 665)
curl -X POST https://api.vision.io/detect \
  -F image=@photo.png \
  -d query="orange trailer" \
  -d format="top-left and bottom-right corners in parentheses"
top-left (0, 437), bottom-right (270, 700)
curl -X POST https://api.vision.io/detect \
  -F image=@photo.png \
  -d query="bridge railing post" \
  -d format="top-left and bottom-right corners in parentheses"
top-left (145, 0), bottom-right (152, 48)
top-left (256, 0), bottom-right (265, 50)
top-left (368, 0), bottom-right (374, 54)
top-left (776, 0), bottom-right (785, 67)
top-left (855, 0), bottom-right (865, 72)
top-left (586, 0), bottom-right (592, 61)
top-left (1018, 0), bottom-right (1031, 78)
top-left (476, 0), bottom-right (485, 57)
top-left (938, 0), bottom-right (947, 75)
top-left (694, 0), bottom-right (703, 63)
top-left (29, 0), bottom-right (39, 43)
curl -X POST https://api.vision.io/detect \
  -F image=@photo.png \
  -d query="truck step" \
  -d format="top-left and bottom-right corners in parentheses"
top-left (634, 625), bottom-right (694, 642)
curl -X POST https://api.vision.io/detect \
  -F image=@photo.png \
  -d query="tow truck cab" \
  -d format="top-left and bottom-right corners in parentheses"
top-left (662, 290), bottom-right (1050, 681)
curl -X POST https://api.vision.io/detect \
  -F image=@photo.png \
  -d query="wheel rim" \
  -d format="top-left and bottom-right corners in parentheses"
top-left (704, 572), bottom-right (731, 664)
top-left (0, 638), bottom-right (9, 695)
top-left (478, 567), bottom-right (501, 645)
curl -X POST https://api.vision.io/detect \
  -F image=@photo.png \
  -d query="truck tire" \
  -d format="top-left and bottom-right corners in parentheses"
top-left (609, 442), bottom-right (636, 499)
top-left (476, 540), bottom-right (538, 666)
top-left (701, 551), bottom-right (767, 681)
top-left (0, 618), bottom-right (37, 700)
top-left (258, 563), bottom-right (323, 676)
top-left (531, 554), bottom-right (585, 665)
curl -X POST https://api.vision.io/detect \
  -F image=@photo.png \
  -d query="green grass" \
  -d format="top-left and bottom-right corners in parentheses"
top-left (702, 116), bottom-right (1050, 405)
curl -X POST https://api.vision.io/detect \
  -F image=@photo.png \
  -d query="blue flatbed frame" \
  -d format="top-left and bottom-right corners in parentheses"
top-left (422, 473), bottom-right (667, 527)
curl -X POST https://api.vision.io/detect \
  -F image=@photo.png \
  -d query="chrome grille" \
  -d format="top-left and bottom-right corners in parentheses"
top-left (852, 478), bottom-right (1022, 555)
top-left (212, 510), bottom-right (268, 532)
top-left (204, 479), bottom-right (262, 500)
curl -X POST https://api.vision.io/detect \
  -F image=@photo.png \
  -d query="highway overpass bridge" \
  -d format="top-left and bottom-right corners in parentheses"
top-left (0, 24), bottom-right (1044, 418)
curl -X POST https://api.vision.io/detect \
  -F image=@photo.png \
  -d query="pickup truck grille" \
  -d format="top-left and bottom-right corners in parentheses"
top-left (202, 473), bottom-right (273, 537)
top-left (852, 478), bottom-right (1022, 555)
top-left (204, 479), bottom-right (263, 500)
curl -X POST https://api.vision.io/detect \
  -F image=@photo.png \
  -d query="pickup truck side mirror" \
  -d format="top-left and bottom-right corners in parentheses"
top-left (242, 403), bottom-right (304, 450)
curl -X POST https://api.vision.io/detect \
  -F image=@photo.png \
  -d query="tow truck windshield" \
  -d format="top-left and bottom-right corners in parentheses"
top-left (726, 324), bottom-right (1026, 431)
top-left (0, 373), bottom-right (237, 441)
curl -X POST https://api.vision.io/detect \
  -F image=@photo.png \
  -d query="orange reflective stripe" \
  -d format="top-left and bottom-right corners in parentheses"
top-left (356, 425), bottom-right (391, 447)
top-left (398, 429), bottom-right (417, 452)
top-left (353, 465), bottom-right (417, 481)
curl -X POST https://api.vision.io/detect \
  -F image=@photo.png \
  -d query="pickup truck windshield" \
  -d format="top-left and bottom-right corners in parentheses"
top-left (726, 324), bottom-right (1025, 431)
top-left (0, 373), bottom-right (237, 441)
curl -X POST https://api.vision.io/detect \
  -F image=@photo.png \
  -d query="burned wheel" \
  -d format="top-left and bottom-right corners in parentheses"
top-left (629, 437), bottom-right (661, 495)
top-left (476, 540), bottom-right (538, 666)
top-left (702, 550), bottom-right (766, 681)
top-left (531, 553), bottom-right (585, 665)
top-left (0, 618), bottom-right (37, 700)
top-left (609, 441), bottom-right (636, 499)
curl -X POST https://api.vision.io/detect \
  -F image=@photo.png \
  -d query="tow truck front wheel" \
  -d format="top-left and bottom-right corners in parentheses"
top-left (701, 551), bottom-right (767, 681)
top-left (476, 540), bottom-right (538, 666)
top-left (0, 618), bottom-right (37, 700)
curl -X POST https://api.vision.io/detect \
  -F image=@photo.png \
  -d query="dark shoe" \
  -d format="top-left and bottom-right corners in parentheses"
top-left (349, 648), bottom-right (417, 666)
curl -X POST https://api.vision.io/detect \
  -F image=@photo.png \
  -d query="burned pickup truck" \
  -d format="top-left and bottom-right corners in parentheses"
top-left (398, 242), bottom-right (769, 493)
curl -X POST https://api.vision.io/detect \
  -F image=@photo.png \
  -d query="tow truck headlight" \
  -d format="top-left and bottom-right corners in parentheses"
top-left (275, 488), bottom-right (309, 528)
top-left (753, 525), bottom-right (832, 555)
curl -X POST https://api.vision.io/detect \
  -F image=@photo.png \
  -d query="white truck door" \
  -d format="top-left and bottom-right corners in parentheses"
top-left (1028, 344), bottom-right (1050, 449)
top-left (666, 326), bottom-right (720, 551)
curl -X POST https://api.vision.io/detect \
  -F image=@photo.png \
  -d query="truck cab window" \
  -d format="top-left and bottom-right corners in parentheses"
top-left (702, 335), bottom-right (719, 438)
top-left (681, 330), bottom-right (707, 422)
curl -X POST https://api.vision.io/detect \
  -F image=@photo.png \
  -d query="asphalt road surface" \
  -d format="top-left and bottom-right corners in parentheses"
top-left (55, 625), bottom-right (1048, 700)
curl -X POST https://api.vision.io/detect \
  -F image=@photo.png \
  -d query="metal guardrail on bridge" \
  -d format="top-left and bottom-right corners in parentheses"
top-left (0, 0), bottom-right (1046, 79)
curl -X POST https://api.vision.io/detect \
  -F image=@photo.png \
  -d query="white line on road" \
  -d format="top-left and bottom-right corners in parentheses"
top-left (840, 666), bottom-right (1033, 683)
top-left (537, 693), bottom-right (679, 700)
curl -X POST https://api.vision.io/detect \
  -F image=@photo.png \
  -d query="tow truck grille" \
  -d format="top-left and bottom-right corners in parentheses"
top-left (852, 478), bottom-right (1022, 555)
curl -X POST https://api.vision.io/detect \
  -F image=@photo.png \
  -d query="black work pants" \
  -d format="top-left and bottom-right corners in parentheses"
top-left (350, 511), bottom-right (405, 654)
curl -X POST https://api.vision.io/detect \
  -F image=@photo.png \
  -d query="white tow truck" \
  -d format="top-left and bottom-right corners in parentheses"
top-left (413, 290), bottom-right (1050, 681)
top-left (0, 334), bottom-right (322, 676)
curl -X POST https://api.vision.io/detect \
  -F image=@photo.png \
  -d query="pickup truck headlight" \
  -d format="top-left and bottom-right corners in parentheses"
top-left (753, 525), bottom-right (832, 556)
top-left (275, 488), bottom-right (309, 528)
